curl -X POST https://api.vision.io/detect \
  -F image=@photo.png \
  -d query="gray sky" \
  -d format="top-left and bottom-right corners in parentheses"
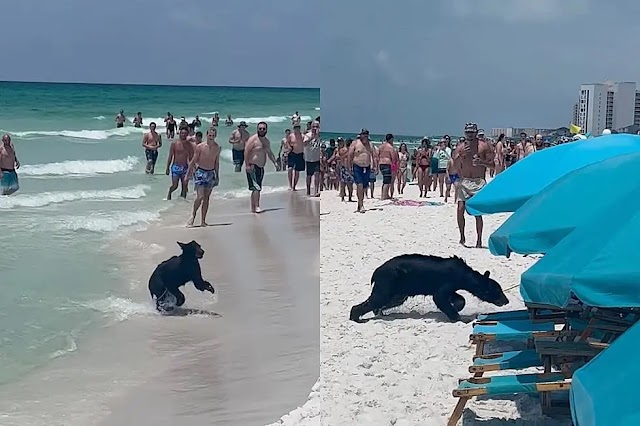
top-left (0, 0), bottom-right (319, 88)
top-left (321, 0), bottom-right (640, 135)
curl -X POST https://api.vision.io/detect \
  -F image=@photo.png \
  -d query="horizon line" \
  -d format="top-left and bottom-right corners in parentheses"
top-left (0, 79), bottom-right (319, 90)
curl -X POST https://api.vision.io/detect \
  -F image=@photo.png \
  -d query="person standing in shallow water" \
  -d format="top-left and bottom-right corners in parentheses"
top-left (142, 122), bottom-right (162, 174)
top-left (452, 122), bottom-right (494, 248)
top-left (229, 121), bottom-right (250, 172)
top-left (187, 128), bottom-right (220, 227)
top-left (0, 134), bottom-right (20, 195)
top-left (165, 128), bottom-right (194, 200)
top-left (244, 122), bottom-right (278, 213)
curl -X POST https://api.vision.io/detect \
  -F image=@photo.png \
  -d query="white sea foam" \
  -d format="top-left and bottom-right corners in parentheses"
top-left (56, 210), bottom-right (161, 233)
top-left (48, 334), bottom-right (78, 359)
top-left (216, 185), bottom-right (289, 199)
top-left (93, 115), bottom-right (106, 120)
top-left (9, 127), bottom-right (145, 140)
top-left (80, 296), bottom-right (158, 321)
top-left (232, 115), bottom-right (313, 124)
top-left (0, 185), bottom-right (149, 209)
top-left (20, 156), bottom-right (139, 176)
top-left (315, 107), bottom-right (320, 110)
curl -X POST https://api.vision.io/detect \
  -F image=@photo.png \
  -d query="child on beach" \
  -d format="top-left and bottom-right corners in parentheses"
top-left (445, 157), bottom-right (459, 204)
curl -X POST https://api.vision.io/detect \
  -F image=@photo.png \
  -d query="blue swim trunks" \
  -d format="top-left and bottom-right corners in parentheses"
top-left (170, 164), bottom-right (188, 178)
top-left (194, 167), bottom-right (218, 189)
top-left (1, 168), bottom-right (19, 194)
top-left (352, 164), bottom-right (371, 189)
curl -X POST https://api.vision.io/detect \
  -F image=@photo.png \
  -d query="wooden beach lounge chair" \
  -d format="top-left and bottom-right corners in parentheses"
top-left (469, 319), bottom-right (566, 357)
top-left (447, 373), bottom-right (571, 426)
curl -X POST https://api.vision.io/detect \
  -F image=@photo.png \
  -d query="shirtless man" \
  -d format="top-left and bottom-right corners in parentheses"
top-left (452, 123), bottom-right (494, 247)
top-left (348, 129), bottom-right (374, 213)
top-left (186, 128), bottom-right (220, 227)
top-left (211, 113), bottom-right (220, 127)
top-left (244, 122), bottom-right (278, 213)
top-left (291, 111), bottom-right (301, 127)
top-left (0, 134), bottom-right (20, 195)
top-left (415, 139), bottom-right (431, 197)
top-left (286, 123), bottom-right (306, 190)
top-left (225, 115), bottom-right (233, 126)
top-left (142, 122), bottom-right (162, 174)
top-left (335, 138), bottom-right (354, 202)
top-left (115, 110), bottom-right (126, 128)
top-left (516, 132), bottom-right (535, 160)
top-left (191, 116), bottom-right (202, 128)
top-left (165, 128), bottom-right (195, 200)
top-left (229, 121), bottom-right (249, 172)
top-left (277, 129), bottom-right (291, 172)
top-left (378, 133), bottom-right (398, 200)
top-left (133, 112), bottom-right (143, 128)
top-left (303, 121), bottom-right (322, 197)
top-left (165, 114), bottom-right (176, 139)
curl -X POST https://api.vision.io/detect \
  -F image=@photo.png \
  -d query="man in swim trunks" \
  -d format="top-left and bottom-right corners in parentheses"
top-left (133, 112), bottom-right (143, 128)
top-left (225, 115), bottom-right (233, 126)
top-left (244, 122), bottom-right (278, 213)
top-left (378, 133), bottom-right (398, 200)
top-left (228, 121), bottom-right (249, 172)
top-left (303, 120), bottom-right (322, 197)
top-left (278, 129), bottom-right (291, 172)
top-left (516, 132), bottom-right (535, 160)
top-left (335, 138), bottom-right (354, 202)
top-left (211, 113), bottom-right (220, 127)
top-left (452, 122), bottom-right (494, 247)
top-left (0, 134), bottom-right (20, 195)
top-left (165, 128), bottom-right (195, 200)
top-left (348, 129), bottom-right (374, 213)
top-left (186, 128), bottom-right (220, 227)
top-left (165, 114), bottom-right (176, 139)
top-left (115, 110), bottom-right (126, 128)
top-left (142, 122), bottom-right (162, 174)
top-left (286, 123), bottom-right (306, 190)
top-left (191, 116), bottom-right (202, 128)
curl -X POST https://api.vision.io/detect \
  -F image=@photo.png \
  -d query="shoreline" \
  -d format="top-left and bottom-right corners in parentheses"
top-left (0, 190), bottom-right (320, 426)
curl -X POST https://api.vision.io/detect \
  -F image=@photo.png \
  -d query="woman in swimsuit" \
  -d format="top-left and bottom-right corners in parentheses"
top-left (415, 141), bottom-right (431, 198)
top-left (397, 143), bottom-right (409, 195)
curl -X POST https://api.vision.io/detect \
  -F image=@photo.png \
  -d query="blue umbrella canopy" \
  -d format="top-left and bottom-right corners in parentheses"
top-left (519, 189), bottom-right (640, 308)
top-left (489, 153), bottom-right (640, 257)
top-left (466, 134), bottom-right (640, 216)
top-left (571, 320), bottom-right (640, 426)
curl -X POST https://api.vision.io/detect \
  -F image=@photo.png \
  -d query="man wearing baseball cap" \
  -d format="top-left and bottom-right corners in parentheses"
top-left (229, 121), bottom-right (250, 172)
top-left (451, 122), bottom-right (495, 247)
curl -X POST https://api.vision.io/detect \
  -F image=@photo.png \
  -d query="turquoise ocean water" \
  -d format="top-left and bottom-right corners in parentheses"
top-left (0, 82), bottom-right (319, 386)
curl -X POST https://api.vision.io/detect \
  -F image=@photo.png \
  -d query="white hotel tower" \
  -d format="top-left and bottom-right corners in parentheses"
top-left (573, 81), bottom-right (637, 136)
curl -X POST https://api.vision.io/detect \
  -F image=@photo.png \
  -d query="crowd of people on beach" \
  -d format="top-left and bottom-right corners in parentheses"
top-left (313, 124), bottom-right (563, 248)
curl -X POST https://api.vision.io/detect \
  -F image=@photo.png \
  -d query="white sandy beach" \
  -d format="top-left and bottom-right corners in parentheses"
top-left (271, 183), bottom-right (573, 426)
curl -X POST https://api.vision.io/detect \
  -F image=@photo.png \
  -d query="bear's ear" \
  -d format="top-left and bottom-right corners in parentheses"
top-left (484, 271), bottom-right (491, 278)
top-left (177, 241), bottom-right (185, 248)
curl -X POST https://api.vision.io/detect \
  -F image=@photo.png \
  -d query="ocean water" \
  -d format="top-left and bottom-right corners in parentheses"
top-left (0, 82), bottom-right (319, 387)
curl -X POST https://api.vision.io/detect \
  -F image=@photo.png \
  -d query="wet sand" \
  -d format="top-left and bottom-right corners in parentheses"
top-left (0, 192), bottom-right (319, 426)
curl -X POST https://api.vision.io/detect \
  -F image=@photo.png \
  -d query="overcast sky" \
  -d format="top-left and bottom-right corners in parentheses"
top-left (320, 0), bottom-right (640, 135)
top-left (0, 0), bottom-right (319, 89)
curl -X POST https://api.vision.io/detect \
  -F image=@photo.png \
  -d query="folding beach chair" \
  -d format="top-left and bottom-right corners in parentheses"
top-left (476, 302), bottom-right (584, 323)
top-left (469, 319), bottom-right (568, 357)
top-left (447, 373), bottom-right (571, 426)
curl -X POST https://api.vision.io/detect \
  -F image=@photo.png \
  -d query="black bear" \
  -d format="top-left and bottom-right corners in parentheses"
top-left (349, 254), bottom-right (509, 323)
top-left (149, 240), bottom-right (215, 313)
